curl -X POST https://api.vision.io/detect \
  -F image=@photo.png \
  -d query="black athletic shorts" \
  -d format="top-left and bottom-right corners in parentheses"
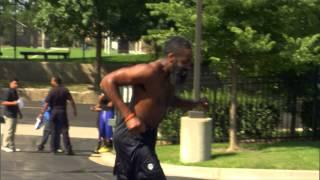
top-left (113, 120), bottom-right (166, 180)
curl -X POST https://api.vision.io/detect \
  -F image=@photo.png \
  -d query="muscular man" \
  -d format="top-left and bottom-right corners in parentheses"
top-left (100, 36), bottom-right (208, 180)
top-left (39, 77), bottom-right (77, 155)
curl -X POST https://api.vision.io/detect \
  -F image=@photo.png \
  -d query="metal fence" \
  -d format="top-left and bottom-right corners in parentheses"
top-left (159, 65), bottom-right (320, 143)
top-left (207, 68), bottom-right (319, 142)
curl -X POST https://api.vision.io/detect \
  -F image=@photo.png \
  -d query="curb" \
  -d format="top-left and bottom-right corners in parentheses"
top-left (99, 152), bottom-right (319, 180)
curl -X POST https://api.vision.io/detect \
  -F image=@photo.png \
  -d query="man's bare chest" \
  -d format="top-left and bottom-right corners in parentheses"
top-left (134, 83), bottom-right (174, 104)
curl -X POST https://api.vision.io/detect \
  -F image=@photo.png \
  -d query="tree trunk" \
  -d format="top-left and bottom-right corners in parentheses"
top-left (94, 28), bottom-right (102, 89)
top-left (290, 95), bottom-right (297, 137)
top-left (227, 61), bottom-right (239, 152)
top-left (312, 65), bottom-right (319, 139)
top-left (153, 41), bottom-right (161, 59)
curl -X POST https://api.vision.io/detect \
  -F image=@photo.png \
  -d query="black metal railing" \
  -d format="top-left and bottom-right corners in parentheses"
top-left (159, 66), bottom-right (320, 143)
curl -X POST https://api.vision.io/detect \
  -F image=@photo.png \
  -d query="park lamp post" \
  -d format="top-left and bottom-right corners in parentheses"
top-left (193, 0), bottom-right (202, 101)
top-left (180, 0), bottom-right (211, 164)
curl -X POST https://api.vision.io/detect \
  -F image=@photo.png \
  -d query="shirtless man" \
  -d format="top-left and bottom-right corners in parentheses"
top-left (100, 36), bottom-right (208, 180)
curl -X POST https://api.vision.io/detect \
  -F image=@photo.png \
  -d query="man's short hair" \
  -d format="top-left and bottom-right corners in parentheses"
top-left (53, 76), bottom-right (62, 85)
top-left (163, 36), bottom-right (192, 56)
top-left (10, 78), bottom-right (19, 83)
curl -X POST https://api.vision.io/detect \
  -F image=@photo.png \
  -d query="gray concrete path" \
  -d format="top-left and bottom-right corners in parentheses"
top-left (1, 135), bottom-right (116, 180)
top-left (1, 102), bottom-right (318, 180)
top-left (0, 102), bottom-right (201, 180)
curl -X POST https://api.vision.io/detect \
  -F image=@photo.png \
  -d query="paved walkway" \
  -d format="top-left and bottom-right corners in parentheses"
top-left (1, 124), bottom-right (319, 180)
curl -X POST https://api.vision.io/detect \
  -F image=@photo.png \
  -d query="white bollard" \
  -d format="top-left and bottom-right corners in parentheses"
top-left (180, 111), bottom-right (212, 163)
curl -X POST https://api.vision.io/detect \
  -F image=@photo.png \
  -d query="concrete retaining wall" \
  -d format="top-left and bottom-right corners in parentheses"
top-left (0, 88), bottom-right (99, 104)
top-left (0, 61), bottom-right (133, 104)
top-left (0, 61), bottom-right (131, 84)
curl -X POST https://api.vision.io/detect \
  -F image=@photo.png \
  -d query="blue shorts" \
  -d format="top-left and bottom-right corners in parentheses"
top-left (99, 110), bottom-right (114, 139)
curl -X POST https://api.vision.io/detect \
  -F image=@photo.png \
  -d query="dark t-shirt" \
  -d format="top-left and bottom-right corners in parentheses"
top-left (45, 86), bottom-right (71, 111)
top-left (3, 88), bottom-right (19, 118)
top-left (100, 95), bottom-right (113, 111)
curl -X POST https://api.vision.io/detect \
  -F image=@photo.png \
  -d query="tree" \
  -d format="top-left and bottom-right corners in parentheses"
top-left (110, 0), bottom-right (163, 53)
top-left (34, 0), bottom-right (121, 87)
top-left (34, 0), bottom-right (164, 87)
top-left (146, 0), bottom-right (320, 151)
top-left (0, 0), bottom-right (15, 46)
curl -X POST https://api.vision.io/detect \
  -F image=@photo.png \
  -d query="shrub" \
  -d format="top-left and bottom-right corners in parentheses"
top-left (237, 103), bottom-right (280, 139)
top-left (158, 89), bottom-right (281, 143)
top-left (301, 98), bottom-right (320, 134)
top-left (158, 108), bottom-right (184, 143)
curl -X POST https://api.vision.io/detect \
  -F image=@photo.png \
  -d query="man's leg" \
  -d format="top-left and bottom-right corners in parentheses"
top-left (50, 120), bottom-right (60, 153)
top-left (113, 153), bottom-right (133, 180)
top-left (61, 126), bottom-right (73, 155)
top-left (60, 112), bottom-right (73, 155)
top-left (134, 145), bottom-right (166, 180)
top-left (38, 121), bottom-right (51, 150)
top-left (105, 110), bottom-right (114, 144)
top-left (38, 130), bottom-right (50, 150)
top-left (2, 116), bottom-right (17, 150)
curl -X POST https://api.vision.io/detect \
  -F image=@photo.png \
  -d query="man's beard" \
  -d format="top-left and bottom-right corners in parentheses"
top-left (170, 66), bottom-right (189, 86)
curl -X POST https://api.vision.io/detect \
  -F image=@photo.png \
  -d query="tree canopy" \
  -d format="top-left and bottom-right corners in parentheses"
top-left (146, 0), bottom-right (320, 151)
top-left (146, 0), bottom-right (320, 74)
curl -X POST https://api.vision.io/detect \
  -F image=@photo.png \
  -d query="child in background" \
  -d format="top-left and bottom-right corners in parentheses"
top-left (36, 100), bottom-right (62, 152)
top-left (91, 93), bottom-right (114, 153)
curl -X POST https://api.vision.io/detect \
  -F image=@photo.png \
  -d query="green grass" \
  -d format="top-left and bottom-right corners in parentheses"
top-left (156, 140), bottom-right (320, 170)
top-left (0, 46), bottom-right (154, 63)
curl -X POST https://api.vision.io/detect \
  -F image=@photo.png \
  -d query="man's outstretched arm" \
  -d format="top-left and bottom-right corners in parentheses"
top-left (172, 96), bottom-right (209, 111)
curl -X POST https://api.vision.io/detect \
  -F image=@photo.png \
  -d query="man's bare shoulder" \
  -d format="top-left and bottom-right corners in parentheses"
top-left (102, 60), bottom-right (163, 85)
top-left (127, 61), bottom-right (162, 76)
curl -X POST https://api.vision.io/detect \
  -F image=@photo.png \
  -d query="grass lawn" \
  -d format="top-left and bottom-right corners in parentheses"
top-left (0, 46), bottom-right (154, 63)
top-left (156, 140), bottom-right (320, 170)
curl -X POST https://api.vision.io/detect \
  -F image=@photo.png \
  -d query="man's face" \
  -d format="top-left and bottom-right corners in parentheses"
top-left (9, 81), bottom-right (18, 89)
top-left (175, 48), bottom-right (193, 69)
top-left (50, 78), bottom-right (56, 87)
top-left (170, 48), bottom-right (193, 85)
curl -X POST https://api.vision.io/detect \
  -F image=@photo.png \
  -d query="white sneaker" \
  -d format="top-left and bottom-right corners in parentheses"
top-left (1, 146), bottom-right (14, 152)
top-left (57, 149), bottom-right (64, 153)
top-left (14, 148), bottom-right (21, 152)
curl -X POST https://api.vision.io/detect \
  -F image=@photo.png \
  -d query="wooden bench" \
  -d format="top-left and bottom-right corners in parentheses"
top-left (20, 51), bottom-right (70, 60)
